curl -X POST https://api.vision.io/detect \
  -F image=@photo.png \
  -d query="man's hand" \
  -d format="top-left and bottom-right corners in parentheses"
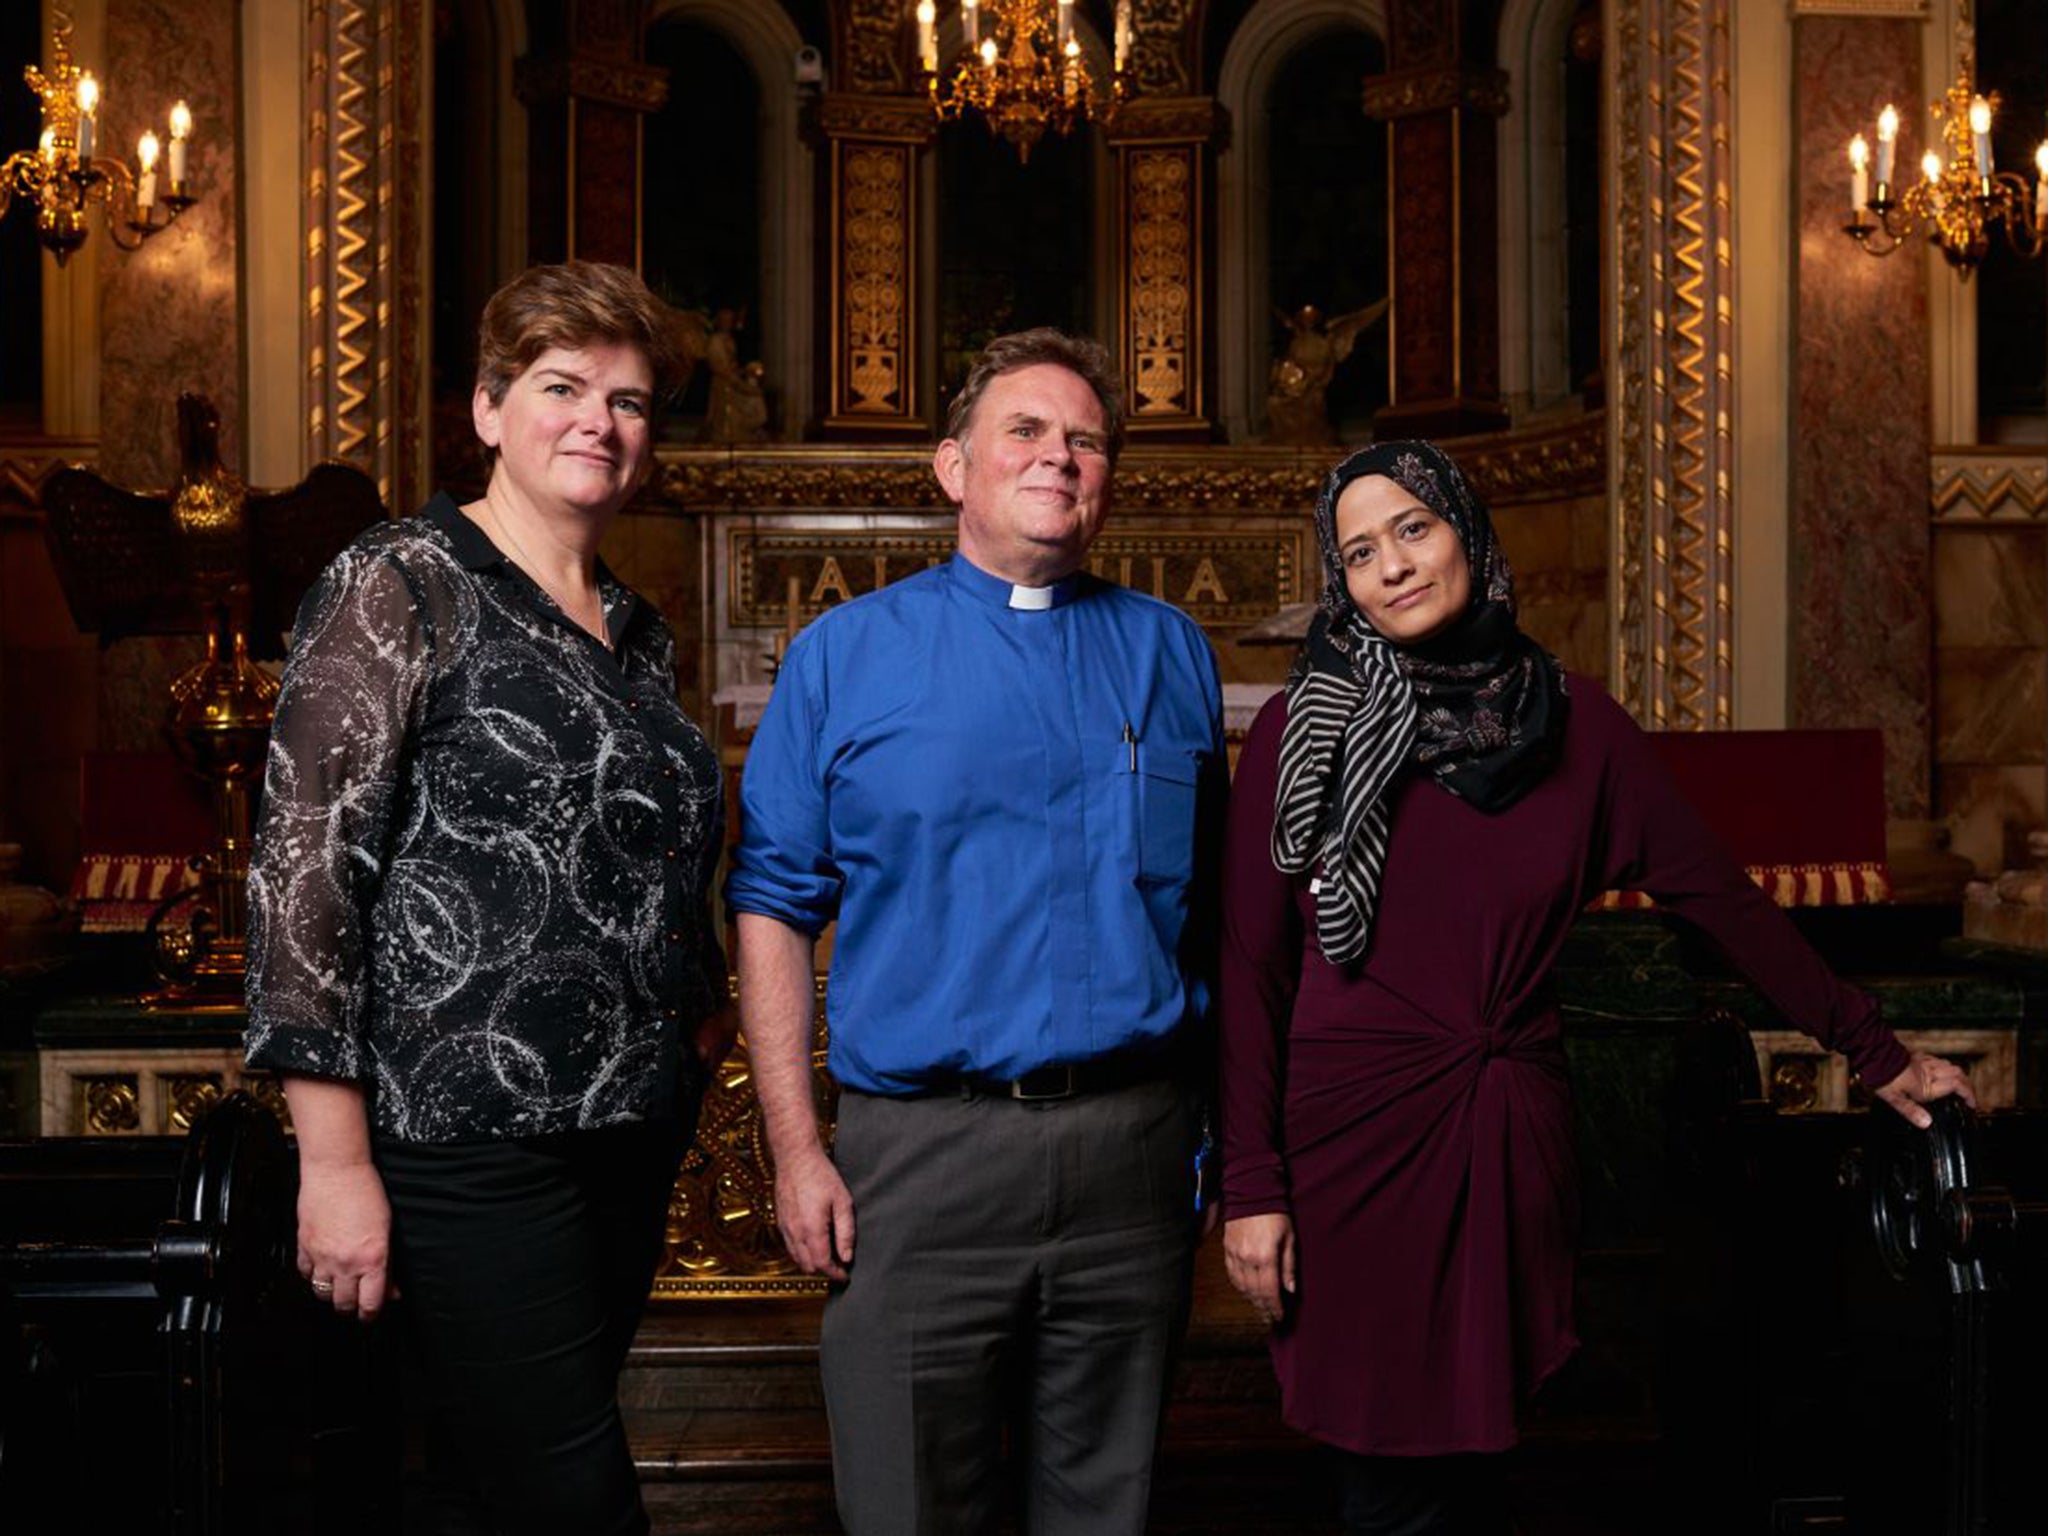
top-left (1223, 1211), bottom-right (1296, 1326)
top-left (1875, 1050), bottom-right (1978, 1129)
top-left (775, 1144), bottom-right (856, 1281)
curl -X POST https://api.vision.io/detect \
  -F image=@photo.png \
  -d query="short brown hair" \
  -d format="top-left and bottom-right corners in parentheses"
top-left (475, 261), bottom-right (690, 406)
top-left (943, 329), bottom-right (1126, 462)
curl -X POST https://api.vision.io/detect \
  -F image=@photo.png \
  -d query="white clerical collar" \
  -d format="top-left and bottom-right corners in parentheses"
top-left (1008, 583), bottom-right (1055, 611)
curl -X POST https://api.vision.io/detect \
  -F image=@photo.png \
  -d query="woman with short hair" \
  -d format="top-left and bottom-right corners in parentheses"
top-left (246, 261), bottom-right (730, 1533)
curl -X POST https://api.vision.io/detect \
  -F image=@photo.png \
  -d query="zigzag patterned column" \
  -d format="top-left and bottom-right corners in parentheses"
top-left (1608, 0), bottom-right (1736, 731)
top-left (305, 0), bottom-right (426, 511)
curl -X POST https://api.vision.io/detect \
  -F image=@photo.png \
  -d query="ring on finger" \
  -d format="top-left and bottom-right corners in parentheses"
top-left (311, 1277), bottom-right (335, 1297)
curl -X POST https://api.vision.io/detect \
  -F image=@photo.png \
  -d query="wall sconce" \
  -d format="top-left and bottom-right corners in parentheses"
top-left (0, 16), bottom-right (199, 265)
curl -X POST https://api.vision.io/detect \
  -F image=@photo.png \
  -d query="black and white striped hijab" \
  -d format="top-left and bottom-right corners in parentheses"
top-left (1273, 442), bottom-right (1569, 966)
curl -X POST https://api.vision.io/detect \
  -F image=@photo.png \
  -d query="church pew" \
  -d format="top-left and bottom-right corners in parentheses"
top-left (0, 1093), bottom-right (399, 1535)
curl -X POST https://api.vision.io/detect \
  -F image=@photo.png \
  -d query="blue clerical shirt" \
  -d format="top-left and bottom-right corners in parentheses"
top-left (725, 553), bottom-right (1226, 1094)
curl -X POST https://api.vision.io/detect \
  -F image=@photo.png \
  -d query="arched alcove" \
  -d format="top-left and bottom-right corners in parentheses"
top-left (1215, 0), bottom-right (1390, 443)
top-left (1975, 0), bottom-right (2048, 443)
top-left (645, 0), bottom-right (815, 435)
top-left (1498, 0), bottom-right (1601, 420)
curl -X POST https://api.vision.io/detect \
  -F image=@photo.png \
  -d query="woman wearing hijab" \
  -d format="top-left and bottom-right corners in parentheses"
top-left (1218, 441), bottom-right (1973, 1535)
top-left (245, 262), bottom-right (730, 1533)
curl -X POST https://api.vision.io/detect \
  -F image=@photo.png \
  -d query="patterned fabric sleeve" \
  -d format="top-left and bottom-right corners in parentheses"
top-left (245, 545), bottom-right (434, 1082)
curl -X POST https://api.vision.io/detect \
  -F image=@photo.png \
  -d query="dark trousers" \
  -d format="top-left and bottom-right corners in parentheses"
top-left (1339, 1452), bottom-right (1512, 1536)
top-left (821, 1077), bottom-right (1201, 1536)
top-left (376, 1117), bottom-right (689, 1536)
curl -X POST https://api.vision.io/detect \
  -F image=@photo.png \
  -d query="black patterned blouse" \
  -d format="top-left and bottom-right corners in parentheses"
top-left (244, 494), bottom-right (725, 1144)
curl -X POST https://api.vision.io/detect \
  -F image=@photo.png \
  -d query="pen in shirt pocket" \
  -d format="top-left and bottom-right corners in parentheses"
top-left (1121, 720), bottom-right (1137, 772)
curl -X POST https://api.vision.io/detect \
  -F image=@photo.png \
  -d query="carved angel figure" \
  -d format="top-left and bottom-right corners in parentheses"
top-left (1263, 298), bottom-right (1391, 446)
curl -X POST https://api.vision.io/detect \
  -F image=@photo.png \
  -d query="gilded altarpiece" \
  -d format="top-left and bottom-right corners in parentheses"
top-left (1607, 0), bottom-right (1738, 731)
top-left (628, 423), bottom-right (1606, 1295)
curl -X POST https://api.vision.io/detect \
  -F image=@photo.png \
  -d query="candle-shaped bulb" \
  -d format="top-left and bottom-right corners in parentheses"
top-left (916, 1), bottom-right (937, 73)
top-left (39, 126), bottom-right (56, 165)
top-left (1875, 104), bottom-right (1899, 187)
top-left (136, 130), bottom-right (160, 210)
top-left (980, 37), bottom-right (997, 67)
top-left (1058, 0), bottom-right (1074, 49)
top-left (1922, 149), bottom-right (1944, 182)
top-left (1849, 135), bottom-right (1869, 171)
top-left (2035, 141), bottom-right (2048, 178)
top-left (75, 72), bottom-right (98, 162)
top-left (1849, 134), bottom-right (1870, 211)
top-left (167, 100), bottom-right (191, 188)
top-left (1969, 97), bottom-right (1992, 137)
top-left (1970, 95), bottom-right (1994, 178)
top-left (961, 0), bottom-right (978, 51)
top-left (2036, 142), bottom-right (2048, 221)
top-left (1115, 0), bottom-right (1132, 72)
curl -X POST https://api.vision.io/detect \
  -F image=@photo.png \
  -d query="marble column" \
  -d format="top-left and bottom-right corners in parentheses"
top-left (1363, 1), bottom-right (1510, 439)
top-left (1791, 12), bottom-right (1931, 816)
top-left (517, 2), bottom-right (669, 267)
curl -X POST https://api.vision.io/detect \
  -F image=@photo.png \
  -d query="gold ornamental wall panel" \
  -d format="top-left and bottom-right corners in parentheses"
top-left (1110, 98), bottom-right (1219, 435)
top-left (822, 95), bottom-right (932, 433)
top-left (1127, 149), bottom-right (1197, 419)
top-left (728, 527), bottom-right (1304, 630)
top-left (653, 998), bottom-right (835, 1300)
top-left (1608, 0), bottom-right (1736, 731)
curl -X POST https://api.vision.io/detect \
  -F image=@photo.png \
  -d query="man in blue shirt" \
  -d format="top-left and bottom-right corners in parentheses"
top-left (726, 329), bottom-right (1225, 1534)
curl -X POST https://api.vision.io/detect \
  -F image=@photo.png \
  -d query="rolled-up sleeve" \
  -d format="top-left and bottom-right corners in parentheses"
top-left (244, 548), bottom-right (430, 1082)
top-left (723, 628), bottom-right (844, 935)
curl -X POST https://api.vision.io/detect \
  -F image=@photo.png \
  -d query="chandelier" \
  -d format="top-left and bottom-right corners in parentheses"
top-left (0, 16), bottom-right (198, 266)
top-left (915, 0), bottom-right (1129, 163)
top-left (1841, 42), bottom-right (2046, 278)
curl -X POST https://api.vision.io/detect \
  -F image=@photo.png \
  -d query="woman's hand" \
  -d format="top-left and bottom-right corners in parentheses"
top-left (1875, 1050), bottom-right (1978, 1129)
top-left (279, 1075), bottom-right (393, 1321)
top-left (296, 1155), bottom-right (394, 1320)
top-left (1224, 1211), bottom-right (1297, 1326)
top-left (694, 1003), bottom-right (740, 1074)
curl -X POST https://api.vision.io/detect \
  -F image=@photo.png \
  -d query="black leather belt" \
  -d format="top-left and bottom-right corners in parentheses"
top-left (944, 1048), bottom-right (1179, 1103)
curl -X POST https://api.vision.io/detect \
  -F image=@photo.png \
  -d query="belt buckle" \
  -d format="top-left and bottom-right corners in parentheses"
top-left (1010, 1064), bottom-right (1074, 1102)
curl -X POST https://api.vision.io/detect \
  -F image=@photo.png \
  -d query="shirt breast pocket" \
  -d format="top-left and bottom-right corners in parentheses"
top-left (1135, 745), bottom-right (1201, 887)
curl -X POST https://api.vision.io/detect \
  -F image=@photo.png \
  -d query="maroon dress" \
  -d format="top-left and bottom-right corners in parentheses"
top-left (1219, 679), bottom-right (1911, 1457)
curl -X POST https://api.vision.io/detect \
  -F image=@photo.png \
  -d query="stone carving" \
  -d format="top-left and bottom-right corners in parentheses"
top-left (1262, 300), bottom-right (1390, 446)
top-left (700, 308), bottom-right (770, 444)
top-left (842, 0), bottom-right (908, 94)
